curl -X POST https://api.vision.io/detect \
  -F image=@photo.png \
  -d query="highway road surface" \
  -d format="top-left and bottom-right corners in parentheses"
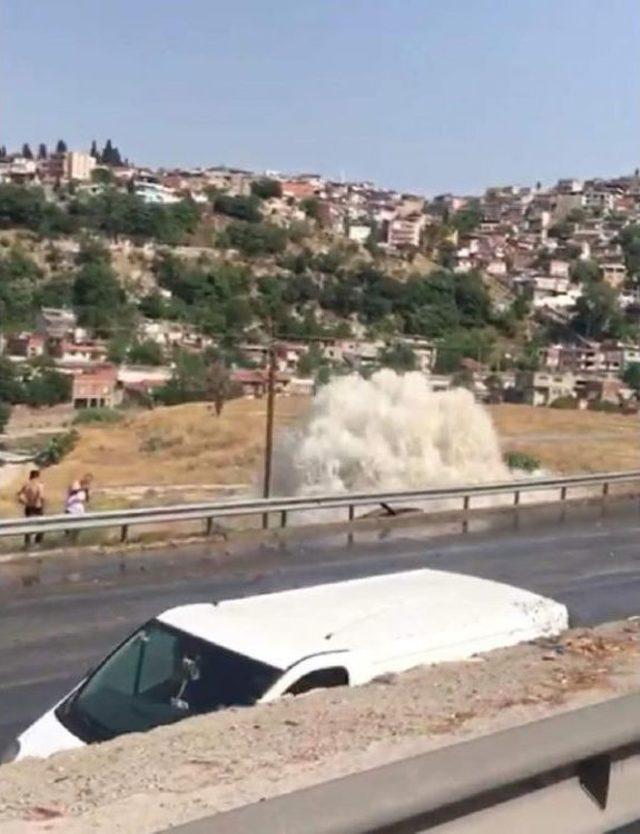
top-left (2, 498), bottom-right (640, 751)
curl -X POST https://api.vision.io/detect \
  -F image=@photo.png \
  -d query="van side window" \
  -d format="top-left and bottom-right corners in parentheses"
top-left (285, 667), bottom-right (348, 696)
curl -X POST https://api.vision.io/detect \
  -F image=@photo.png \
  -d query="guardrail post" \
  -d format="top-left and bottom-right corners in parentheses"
top-left (462, 495), bottom-right (470, 534)
top-left (262, 512), bottom-right (269, 531)
top-left (205, 517), bottom-right (213, 536)
top-left (560, 486), bottom-right (567, 500)
top-left (120, 524), bottom-right (128, 543)
top-left (280, 510), bottom-right (287, 529)
top-left (603, 482), bottom-right (609, 498)
top-left (513, 490), bottom-right (520, 507)
top-left (347, 505), bottom-right (355, 548)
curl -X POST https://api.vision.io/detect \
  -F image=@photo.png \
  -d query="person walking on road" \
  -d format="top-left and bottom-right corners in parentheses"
top-left (17, 469), bottom-right (45, 548)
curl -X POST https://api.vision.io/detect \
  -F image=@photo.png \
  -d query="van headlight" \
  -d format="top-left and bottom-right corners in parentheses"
top-left (0, 738), bottom-right (21, 764)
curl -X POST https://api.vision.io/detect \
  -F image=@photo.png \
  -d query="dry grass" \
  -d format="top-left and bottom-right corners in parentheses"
top-left (3, 400), bottom-right (639, 517)
top-left (489, 404), bottom-right (640, 474)
top-left (2, 397), bottom-right (310, 515)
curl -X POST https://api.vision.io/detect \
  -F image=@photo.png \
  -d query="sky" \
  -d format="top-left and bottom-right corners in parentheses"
top-left (1, 0), bottom-right (638, 195)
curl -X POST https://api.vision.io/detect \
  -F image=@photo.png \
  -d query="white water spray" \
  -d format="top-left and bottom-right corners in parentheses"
top-left (273, 370), bottom-right (511, 496)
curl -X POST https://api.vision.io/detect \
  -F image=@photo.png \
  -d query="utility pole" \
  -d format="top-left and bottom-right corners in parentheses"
top-left (262, 341), bottom-right (277, 526)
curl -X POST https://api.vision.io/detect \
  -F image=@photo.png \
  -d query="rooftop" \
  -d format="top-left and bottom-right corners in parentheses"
top-left (157, 568), bottom-right (565, 670)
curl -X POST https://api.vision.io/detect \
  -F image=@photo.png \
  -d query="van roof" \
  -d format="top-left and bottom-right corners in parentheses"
top-left (157, 568), bottom-right (566, 671)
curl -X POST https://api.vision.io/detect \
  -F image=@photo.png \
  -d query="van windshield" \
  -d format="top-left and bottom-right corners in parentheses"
top-left (56, 620), bottom-right (281, 743)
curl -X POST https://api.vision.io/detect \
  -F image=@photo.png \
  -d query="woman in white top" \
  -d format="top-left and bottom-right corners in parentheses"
top-left (65, 481), bottom-right (87, 543)
top-left (65, 481), bottom-right (87, 515)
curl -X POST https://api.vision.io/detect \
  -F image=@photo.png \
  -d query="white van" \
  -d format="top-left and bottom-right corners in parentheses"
top-left (3, 568), bottom-right (568, 762)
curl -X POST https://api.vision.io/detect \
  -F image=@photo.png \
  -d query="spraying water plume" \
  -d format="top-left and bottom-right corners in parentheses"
top-left (273, 369), bottom-right (510, 496)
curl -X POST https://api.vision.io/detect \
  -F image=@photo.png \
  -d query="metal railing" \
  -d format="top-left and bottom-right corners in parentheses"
top-left (0, 469), bottom-right (639, 543)
top-left (166, 692), bottom-right (640, 833)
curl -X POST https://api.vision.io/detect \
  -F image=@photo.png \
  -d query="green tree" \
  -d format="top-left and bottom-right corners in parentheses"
top-left (100, 139), bottom-right (122, 166)
top-left (570, 259), bottom-right (601, 284)
top-left (72, 259), bottom-right (126, 334)
top-left (155, 351), bottom-right (209, 404)
top-left (204, 361), bottom-right (238, 415)
top-left (139, 290), bottom-right (166, 320)
top-left (37, 143), bottom-right (48, 160)
top-left (107, 336), bottom-right (129, 364)
top-left (128, 339), bottom-right (164, 365)
top-left (21, 143), bottom-right (33, 160)
top-left (55, 139), bottom-right (68, 154)
top-left (437, 240), bottom-right (457, 269)
top-left (0, 402), bottom-right (11, 433)
top-left (0, 358), bottom-right (23, 403)
top-left (435, 328), bottom-right (495, 373)
top-left (300, 198), bottom-right (321, 220)
top-left (36, 274), bottom-right (74, 309)
top-left (451, 204), bottom-right (482, 234)
top-left (623, 363), bottom-right (640, 391)
top-left (250, 178), bottom-right (282, 200)
top-left (572, 282), bottom-right (624, 339)
top-left (220, 222), bottom-right (287, 256)
top-left (379, 341), bottom-right (417, 372)
top-left (297, 344), bottom-right (324, 376)
top-left (213, 193), bottom-right (261, 223)
top-left (0, 248), bottom-right (42, 324)
top-left (91, 167), bottom-right (114, 185)
top-left (22, 362), bottom-right (72, 407)
top-left (618, 225), bottom-right (640, 278)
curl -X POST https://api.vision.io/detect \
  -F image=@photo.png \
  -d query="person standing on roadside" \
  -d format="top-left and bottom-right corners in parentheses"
top-left (17, 469), bottom-right (45, 548)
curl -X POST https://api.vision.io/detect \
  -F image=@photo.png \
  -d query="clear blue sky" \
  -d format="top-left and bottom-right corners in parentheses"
top-left (1, 0), bottom-right (638, 195)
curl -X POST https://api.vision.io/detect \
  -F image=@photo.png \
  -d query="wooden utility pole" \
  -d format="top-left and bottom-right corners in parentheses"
top-left (262, 342), bottom-right (277, 516)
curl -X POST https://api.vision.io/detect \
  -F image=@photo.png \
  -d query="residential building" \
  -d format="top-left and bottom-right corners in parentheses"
top-left (515, 370), bottom-right (577, 406)
top-left (117, 365), bottom-right (172, 387)
top-left (6, 156), bottom-right (38, 184)
top-left (348, 224), bottom-right (372, 244)
top-left (36, 308), bottom-right (77, 340)
top-left (71, 366), bottom-right (120, 409)
top-left (66, 152), bottom-right (96, 182)
top-left (230, 369), bottom-right (291, 398)
top-left (601, 261), bottom-right (627, 289)
top-left (281, 180), bottom-right (320, 200)
top-left (386, 214), bottom-right (424, 249)
top-left (5, 332), bottom-right (45, 359)
top-left (52, 340), bottom-right (109, 366)
top-left (134, 182), bottom-right (180, 205)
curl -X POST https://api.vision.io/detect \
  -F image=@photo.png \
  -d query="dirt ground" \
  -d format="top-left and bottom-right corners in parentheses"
top-left (2, 399), bottom-right (638, 517)
top-left (489, 404), bottom-right (640, 473)
top-left (0, 397), bottom-right (309, 515)
top-left (1, 619), bottom-right (639, 833)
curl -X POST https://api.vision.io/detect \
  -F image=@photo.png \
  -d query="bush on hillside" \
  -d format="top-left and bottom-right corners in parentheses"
top-left (588, 400), bottom-right (620, 413)
top-left (34, 429), bottom-right (79, 467)
top-left (549, 396), bottom-right (578, 410)
top-left (504, 451), bottom-right (540, 472)
top-left (72, 407), bottom-right (123, 425)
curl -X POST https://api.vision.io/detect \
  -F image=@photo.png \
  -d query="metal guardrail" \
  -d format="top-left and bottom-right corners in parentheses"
top-left (1, 469), bottom-right (639, 542)
top-left (166, 692), bottom-right (640, 833)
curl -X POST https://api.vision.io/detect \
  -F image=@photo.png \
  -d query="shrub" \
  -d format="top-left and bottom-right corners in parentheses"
top-left (549, 396), bottom-right (578, 410)
top-left (72, 407), bottom-right (123, 425)
top-left (0, 401), bottom-right (11, 433)
top-left (588, 400), bottom-right (620, 413)
top-left (35, 429), bottom-right (79, 467)
top-left (505, 451), bottom-right (540, 472)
